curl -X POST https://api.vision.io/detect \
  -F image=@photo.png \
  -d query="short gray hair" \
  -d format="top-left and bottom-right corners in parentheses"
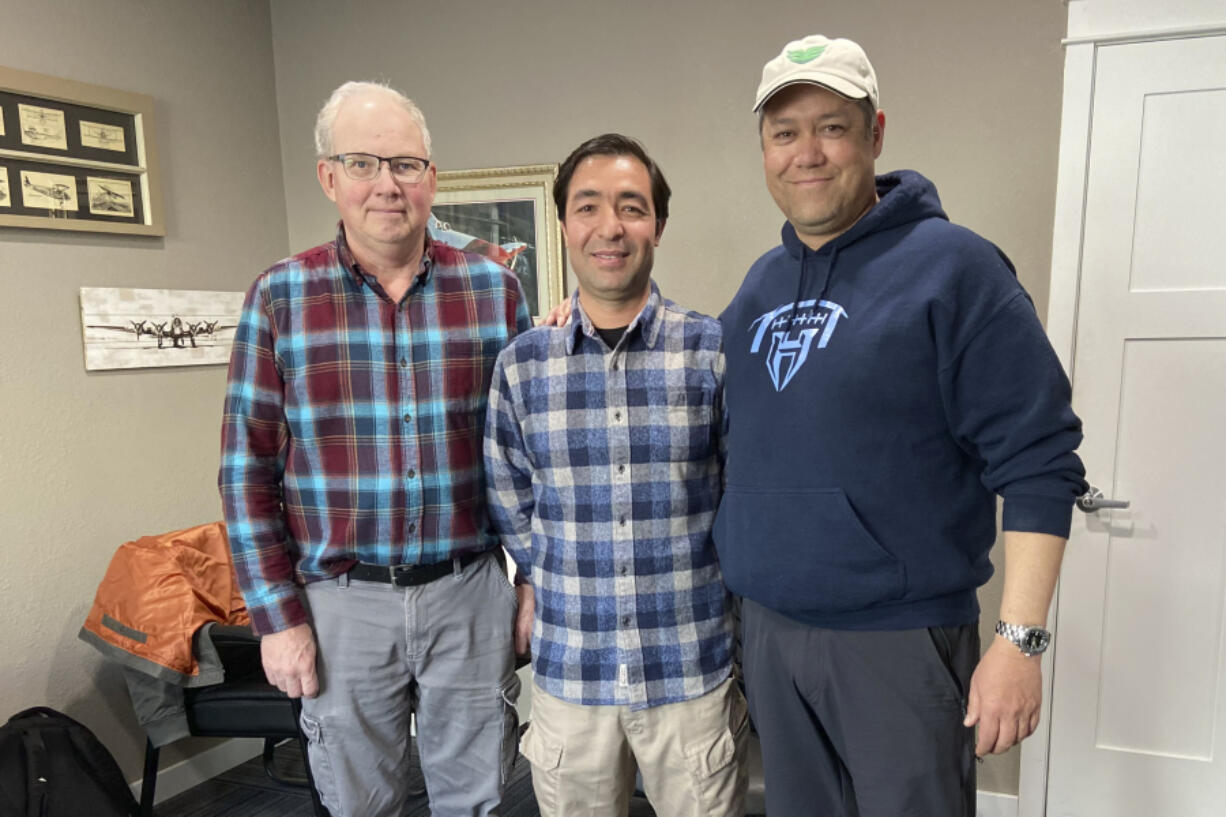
top-left (313, 80), bottom-right (432, 158)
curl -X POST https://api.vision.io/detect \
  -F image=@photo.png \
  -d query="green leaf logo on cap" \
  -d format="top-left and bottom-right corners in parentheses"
top-left (787, 45), bottom-right (826, 64)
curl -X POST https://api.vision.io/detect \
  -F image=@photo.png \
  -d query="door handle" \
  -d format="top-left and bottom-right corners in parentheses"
top-left (1076, 485), bottom-right (1131, 513)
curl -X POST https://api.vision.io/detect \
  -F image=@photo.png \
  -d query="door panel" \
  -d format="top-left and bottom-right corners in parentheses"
top-left (1096, 338), bottom-right (1226, 759)
top-left (1130, 88), bottom-right (1226, 292)
top-left (1046, 34), bottom-right (1226, 816)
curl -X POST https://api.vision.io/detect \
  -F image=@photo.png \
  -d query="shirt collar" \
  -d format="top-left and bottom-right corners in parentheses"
top-left (335, 222), bottom-right (434, 294)
top-left (565, 281), bottom-right (664, 355)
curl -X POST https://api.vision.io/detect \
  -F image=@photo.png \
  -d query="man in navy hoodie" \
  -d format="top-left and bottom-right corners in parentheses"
top-left (715, 34), bottom-right (1087, 816)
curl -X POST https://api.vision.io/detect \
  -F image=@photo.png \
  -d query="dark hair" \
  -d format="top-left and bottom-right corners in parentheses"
top-left (855, 98), bottom-right (877, 140)
top-left (553, 133), bottom-right (671, 228)
top-left (758, 90), bottom-right (878, 146)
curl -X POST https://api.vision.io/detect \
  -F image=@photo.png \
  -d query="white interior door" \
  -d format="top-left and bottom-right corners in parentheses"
top-left (1046, 34), bottom-right (1226, 816)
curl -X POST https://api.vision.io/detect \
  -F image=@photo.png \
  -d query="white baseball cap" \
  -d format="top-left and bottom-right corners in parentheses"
top-left (753, 34), bottom-right (879, 113)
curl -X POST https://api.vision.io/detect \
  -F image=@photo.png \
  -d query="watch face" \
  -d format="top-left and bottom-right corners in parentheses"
top-left (1022, 628), bottom-right (1051, 653)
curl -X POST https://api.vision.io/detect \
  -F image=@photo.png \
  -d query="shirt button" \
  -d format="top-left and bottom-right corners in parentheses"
top-left (619, 516), bottom-right (626, 526)
top-left (408, 522), bottom-right (416, 534)
top-left (399, 358), bottom-right (408, 368)
top-left (622, 616), bottom-right (630, 626)
top-left (403, 413), bottom-right (412, 423)
top-left (617, 464), bottom-right (625, 474)
top-left (407, 469), bottom-right (416, 479)
top-left (614, 411), bottom-right (622, 421)
top-left (619, 565), bottom-right (628, 576)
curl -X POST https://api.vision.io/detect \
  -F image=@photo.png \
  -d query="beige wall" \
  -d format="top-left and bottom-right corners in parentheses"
top-left (0, 0), bottom-right (289, 778)
top-left (270, 0), bottom-right (1068, 794)
top-left (271, 0), bottom-right (1066, 319)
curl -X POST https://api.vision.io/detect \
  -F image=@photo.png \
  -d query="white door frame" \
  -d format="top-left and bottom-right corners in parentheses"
top-left (1020, 20), bottom-right (1226, 817)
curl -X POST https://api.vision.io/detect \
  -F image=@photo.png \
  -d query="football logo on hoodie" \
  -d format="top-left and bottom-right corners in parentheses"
top-left (748, 299), bottom-right (848, 391)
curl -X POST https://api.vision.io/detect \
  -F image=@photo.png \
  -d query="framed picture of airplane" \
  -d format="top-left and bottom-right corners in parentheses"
top-left (0, 65), bottom-right (163, 236)
top-left (430, 164), bottom-right (565, 319)
top-left (79, 287), bottom-right (245, 371)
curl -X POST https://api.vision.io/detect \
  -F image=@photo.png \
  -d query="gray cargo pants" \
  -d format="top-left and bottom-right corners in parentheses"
top-left (299, 550), bottom-right (520, 817)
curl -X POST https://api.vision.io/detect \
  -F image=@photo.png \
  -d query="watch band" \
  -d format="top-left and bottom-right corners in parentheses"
top-left (995, 620), bottom-right (1051, 656)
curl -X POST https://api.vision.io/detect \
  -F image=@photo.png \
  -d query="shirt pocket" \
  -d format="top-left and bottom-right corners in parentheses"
top-left (661, 386), bottom-right (716, 458)
top-left (441, 336), bottom-right (491, 419)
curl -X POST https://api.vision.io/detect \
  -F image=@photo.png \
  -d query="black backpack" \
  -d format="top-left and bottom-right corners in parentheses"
top-left (0, 707), bottom-right (138, 817)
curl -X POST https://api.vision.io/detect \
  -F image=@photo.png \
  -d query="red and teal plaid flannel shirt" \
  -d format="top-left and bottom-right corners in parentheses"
top-left (220, 226), bottom-right (530, 634)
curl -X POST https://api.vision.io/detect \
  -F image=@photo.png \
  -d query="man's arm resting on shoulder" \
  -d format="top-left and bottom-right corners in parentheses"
top-left (540, 298), bottom-right (572, 327)
top-left (964, 529), bottom-right (1066, 756)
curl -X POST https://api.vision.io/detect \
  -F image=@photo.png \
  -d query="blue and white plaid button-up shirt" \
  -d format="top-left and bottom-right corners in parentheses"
top-left (484, 283), bottom-right (733, 709)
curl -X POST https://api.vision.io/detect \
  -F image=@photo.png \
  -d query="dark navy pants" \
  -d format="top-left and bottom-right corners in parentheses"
top-left (741, 599), bottom-right (978, 817)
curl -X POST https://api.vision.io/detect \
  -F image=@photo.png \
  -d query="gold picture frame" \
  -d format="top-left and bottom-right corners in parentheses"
top-left (430, 163), bottom-right (565, 318)
top-left (0, 65), bottom-right (164, 236)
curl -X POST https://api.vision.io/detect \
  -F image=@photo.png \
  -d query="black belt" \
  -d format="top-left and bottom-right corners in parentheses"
top-left (347, 550), bottom-right (486, 587)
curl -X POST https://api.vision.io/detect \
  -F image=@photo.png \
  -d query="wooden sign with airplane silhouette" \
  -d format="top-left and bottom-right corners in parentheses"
top-left (79, 287), bottom-right (244, 371)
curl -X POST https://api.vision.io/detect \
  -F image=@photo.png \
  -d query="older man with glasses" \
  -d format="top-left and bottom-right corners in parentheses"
top-left (220, 80), bottom-right (531, 817)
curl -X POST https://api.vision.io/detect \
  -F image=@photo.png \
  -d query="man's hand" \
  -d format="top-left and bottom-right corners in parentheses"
top-left (260, 622), bottom-right (319, 699)
top-left (540, 299), bottom-right (572, 327)
top-left (963, 637), bottom-right (1042, 756)
top-left (514, 583), bottom-right (534, 657)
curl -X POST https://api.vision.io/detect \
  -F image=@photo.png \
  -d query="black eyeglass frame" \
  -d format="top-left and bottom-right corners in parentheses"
top-left (327, 153), bottom-right (432, 182)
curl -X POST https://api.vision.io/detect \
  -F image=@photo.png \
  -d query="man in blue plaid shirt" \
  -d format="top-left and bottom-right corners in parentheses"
top-left (484, 134), bottom-right (748, 817)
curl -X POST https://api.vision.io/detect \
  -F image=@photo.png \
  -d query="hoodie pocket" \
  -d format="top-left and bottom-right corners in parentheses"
top-left (714, 486), bottom-right (906, 615)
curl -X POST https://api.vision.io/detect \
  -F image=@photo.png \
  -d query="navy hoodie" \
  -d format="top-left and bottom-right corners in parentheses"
top-left (715, 170), bottom-right (1086, 629)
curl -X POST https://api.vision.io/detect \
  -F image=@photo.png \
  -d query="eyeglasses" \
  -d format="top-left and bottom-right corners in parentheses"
top-left (328, 153), bottom-right (431, 183)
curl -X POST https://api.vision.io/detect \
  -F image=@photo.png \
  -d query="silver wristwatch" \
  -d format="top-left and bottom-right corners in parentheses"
top-left (995, 621), bottom-right (1051, 657)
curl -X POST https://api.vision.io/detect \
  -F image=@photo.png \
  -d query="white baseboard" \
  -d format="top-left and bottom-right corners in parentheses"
top-left (978, 790), bottom-right (1019, 817)
top-left (128, 738), bottom-right (265, 804)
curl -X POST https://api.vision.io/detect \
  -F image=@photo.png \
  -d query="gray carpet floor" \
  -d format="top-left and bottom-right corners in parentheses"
top-left (153, 739), bottom-right (659, 817)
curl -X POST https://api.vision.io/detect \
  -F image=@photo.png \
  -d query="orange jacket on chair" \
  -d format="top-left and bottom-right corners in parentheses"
top-left (80, 521), bottom-right (251, 684)
top-left (79, 522), bottom-right (255, 745)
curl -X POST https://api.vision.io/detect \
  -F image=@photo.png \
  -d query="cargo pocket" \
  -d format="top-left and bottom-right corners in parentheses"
top-left (298, 713), bottom-right (341, 816)
top-left (685, 726), bottom-right (736, 777)
top-left (519, 721), bottom-right (563, 812)
top-left (683, 730), bottom-right (740, 816)
top-left (499, 675), bottom-right (522, 786)
top-left (683, 684), bottom-right (749, 817)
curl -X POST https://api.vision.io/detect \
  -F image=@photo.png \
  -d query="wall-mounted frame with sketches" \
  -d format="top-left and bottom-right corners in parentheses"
top-left (0, 65), bottom-right (163, 236)
top-left (429, 164), bottom-right (565, 318)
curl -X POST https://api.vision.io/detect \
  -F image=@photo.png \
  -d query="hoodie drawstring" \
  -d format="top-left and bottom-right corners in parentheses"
top-left (786, 246), bottom-right (837, 334)
top-left (818, 246), bottom-right (838, 306)
top-left (785, 251), bottom-right (809, 335)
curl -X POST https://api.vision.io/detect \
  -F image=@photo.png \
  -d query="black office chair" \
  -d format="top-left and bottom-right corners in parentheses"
top-left (138, 624), bottom-right (328, 817)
